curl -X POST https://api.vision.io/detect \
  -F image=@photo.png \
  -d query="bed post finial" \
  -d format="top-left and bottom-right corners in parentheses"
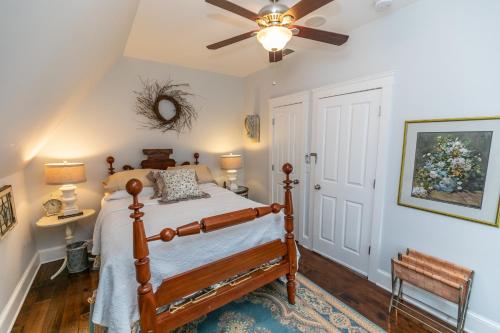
top-left (126, 179), bottom-right (157, 332)
top-left (282, 163), bottom-right (297, 305)
top-left (106, 156), bottom-right (115, 175)
top-left (194, 152), bottom-right (200, 165)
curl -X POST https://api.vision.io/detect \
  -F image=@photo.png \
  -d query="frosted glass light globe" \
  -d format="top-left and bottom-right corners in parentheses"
top-left (257, 26), bottom-right (293, 52)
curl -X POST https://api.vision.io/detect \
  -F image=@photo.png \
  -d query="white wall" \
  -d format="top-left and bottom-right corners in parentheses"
top-left (243, 0), bottom-right (500, 331)
top-left (26, 57), bottom-right (246, 252)
top-left (0, 171), bottom-right (38, 332)
top-left (0, 0), bottom-right (139, 178)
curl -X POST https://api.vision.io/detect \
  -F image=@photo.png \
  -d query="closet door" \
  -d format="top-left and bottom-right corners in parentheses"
top-left (269, 92), bottom-right (309, 247)
top-left (311, 89), bottom-right (381, 275)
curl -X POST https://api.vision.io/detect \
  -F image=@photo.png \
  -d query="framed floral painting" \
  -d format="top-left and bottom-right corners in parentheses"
top-left (398, 117), bottom-right (500, 227)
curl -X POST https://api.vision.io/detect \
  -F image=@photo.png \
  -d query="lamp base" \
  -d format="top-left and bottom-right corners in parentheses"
top-left (59, 184), bottom-right (81, 216)
top-left (226, 170), bottom-right (239, 191)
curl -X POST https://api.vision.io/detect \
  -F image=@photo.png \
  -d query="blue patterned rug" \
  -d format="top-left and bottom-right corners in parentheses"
top-left (172, 274), bottom-right (385, 333)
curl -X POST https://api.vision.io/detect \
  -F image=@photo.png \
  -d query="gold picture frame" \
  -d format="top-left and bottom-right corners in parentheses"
top-left (398, 116), bottom-right (500, 227)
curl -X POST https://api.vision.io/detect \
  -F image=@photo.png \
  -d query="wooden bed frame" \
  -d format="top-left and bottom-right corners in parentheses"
top-left (105, 149), bottom-right (297, 332)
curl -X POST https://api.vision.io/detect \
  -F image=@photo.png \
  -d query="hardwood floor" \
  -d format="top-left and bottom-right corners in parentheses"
top-left (12, 260), bottom-right (99, 333)
top-left (12, 246), bottom-right (450, 332)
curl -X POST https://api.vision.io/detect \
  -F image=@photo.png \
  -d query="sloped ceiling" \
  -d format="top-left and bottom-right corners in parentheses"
top-left (124, 0), bottom-right (417, 77)
top-left (0, 0), bottom-right (139, 178)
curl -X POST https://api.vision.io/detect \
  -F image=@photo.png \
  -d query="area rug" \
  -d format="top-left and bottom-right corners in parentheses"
top-left (172, 274), bottom-right (385, 333)
top-left (90, 274), bottom-right (385, 332)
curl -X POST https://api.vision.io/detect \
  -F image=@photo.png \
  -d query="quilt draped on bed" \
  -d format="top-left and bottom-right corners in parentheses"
top-left (91, 183), bottom-right (286, 333)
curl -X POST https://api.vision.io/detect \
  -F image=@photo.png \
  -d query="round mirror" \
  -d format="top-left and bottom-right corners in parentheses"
top-left (158, 99), bottom-right (177, 121)
top-left (154, 95), bottom-right (180, 123)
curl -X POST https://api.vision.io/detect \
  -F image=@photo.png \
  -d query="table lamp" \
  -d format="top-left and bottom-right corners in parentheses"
top-left (45, 161), bottom-right (86, 219)
top-left (220, 154), bottom-right (242, 191)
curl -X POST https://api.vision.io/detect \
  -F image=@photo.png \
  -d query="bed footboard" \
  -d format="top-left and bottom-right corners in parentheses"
top-left (126, 163), bottom-right (297, 333)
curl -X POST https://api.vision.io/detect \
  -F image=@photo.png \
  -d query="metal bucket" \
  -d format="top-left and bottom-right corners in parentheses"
top-left (67, 241), bottom-right (89, 273)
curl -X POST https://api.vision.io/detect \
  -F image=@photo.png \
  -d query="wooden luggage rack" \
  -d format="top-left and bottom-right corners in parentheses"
top-left (389, 249), bottom-right (474, 333)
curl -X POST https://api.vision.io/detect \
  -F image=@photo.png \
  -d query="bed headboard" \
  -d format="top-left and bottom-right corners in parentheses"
top-left (106, 149), bottom-right (199, 175)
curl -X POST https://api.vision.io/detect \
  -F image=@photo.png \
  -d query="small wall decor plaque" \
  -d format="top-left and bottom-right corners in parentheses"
top-left (398, 116), bottom-right (500, 227)
top-left (244, 114), bottom-right (260, 142)
top-left (0, 185), bottom-right (17, 238)
top-left (135, 78), bottom-right (197, 134)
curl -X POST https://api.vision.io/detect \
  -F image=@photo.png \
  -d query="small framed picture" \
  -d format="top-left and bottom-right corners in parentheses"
top-left (0, 185), bottom-right (17, 238)
top-left (398, 117), bottom-right (500, 227)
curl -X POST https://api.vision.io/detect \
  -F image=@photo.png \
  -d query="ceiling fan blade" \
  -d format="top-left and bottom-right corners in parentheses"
top-left (286, 0), bottom-right (335, 20)
top-left (269, 50), bottom-right (283, 63)
top-left (205, 0), bottom-right (259, 21)
top-left (207, 31), bottom-right (256, 50)
top-left (292, 25), bottom-right (349, 45)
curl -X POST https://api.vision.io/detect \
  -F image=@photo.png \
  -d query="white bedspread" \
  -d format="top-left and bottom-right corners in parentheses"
top-left (91, 183), bottom-right (285, 332)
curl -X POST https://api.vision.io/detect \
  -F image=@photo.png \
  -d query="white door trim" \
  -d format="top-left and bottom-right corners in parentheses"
top-left (311, 72), bottom-right (395, 283)
top-left (268, 91), bottom-right (311, 248)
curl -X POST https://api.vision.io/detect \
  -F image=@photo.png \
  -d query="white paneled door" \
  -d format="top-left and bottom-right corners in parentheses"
top-left (312, 89), bottom-right (381, 275)
top-left (270, 93), bottom-right (308, 246)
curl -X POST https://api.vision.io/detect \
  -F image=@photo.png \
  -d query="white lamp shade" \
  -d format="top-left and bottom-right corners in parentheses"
top-left (45, 162), bottom-right (86, 185)
top-left (257, 26), bottom-right (293, 52)
top-left (219, 154), bottom-right (242, 170)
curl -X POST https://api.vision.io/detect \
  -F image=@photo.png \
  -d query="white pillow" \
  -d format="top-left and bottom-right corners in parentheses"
top-left (104, 187), bottom-right (154, 201)
top-left (102, 169), bottom-right (155, 193)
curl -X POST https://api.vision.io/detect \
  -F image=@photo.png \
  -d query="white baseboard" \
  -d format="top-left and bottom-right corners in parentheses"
top-left (374, 269), bottom-right (500, 333)
top-left (0, 252), bottom-right (40, 333)
top-left (39, 244), bottom-right (66, 263)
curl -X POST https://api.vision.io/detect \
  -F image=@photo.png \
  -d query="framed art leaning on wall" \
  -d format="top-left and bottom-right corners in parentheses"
top-left (398, 117), bottom-right (500, 227)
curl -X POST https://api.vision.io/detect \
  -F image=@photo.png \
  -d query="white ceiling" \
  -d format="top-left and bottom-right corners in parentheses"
top-left (124, 0), bottom-right (417, 77)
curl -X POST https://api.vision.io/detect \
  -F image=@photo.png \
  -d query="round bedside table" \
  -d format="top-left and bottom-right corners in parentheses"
top-left (232, 186), bottom-right (249, 198)
top-left (36, 208), bottom-right (95, 279)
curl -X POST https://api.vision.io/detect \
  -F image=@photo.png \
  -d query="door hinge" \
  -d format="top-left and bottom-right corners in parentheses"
top-left (272, 164), bottom-right (275, 171)
top-left (378, 105), bottom-right (382, 117)
top-left (373, 179), bottom-right (376, 188)
top-left (368, 246), bottom-right (371, 255)
top-left (272, 118), bottom-right (275, 125)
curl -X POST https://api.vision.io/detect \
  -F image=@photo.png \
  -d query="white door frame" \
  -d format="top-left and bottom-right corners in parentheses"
top-left (268, 91), bottom-right (311, 248)
top-left (311, 72), bottom-right (394, 283)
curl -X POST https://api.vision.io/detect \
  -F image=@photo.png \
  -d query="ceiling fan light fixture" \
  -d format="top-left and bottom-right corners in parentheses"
top-left (257, 26), bottom-right (292, 52)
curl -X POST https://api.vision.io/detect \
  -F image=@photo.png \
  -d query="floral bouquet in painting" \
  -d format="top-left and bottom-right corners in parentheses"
top-left (411, 132), bottom-right (492, 208)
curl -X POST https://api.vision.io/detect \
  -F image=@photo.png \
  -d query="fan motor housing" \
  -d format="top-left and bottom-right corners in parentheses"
top-left (257, 3), bottom-right (294, 27)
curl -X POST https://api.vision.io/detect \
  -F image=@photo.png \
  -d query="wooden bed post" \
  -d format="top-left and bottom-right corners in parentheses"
top-left (282, 163), bottom-right (297, 305)
top-left (106, 156), bottom-right (115, 175)
top-left (126, 179), bottom-right (158, 332)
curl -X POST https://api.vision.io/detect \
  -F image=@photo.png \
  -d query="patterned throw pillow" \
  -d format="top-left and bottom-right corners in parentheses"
top-left (158, 169), bottom-right (210, 204)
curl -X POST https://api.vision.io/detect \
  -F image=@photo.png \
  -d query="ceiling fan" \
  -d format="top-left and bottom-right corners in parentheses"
top-left (205, 0), bottom-right (349, 63)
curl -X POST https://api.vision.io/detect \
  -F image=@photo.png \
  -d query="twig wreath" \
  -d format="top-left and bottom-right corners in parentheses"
top-left (134, 78), bottom-right (197, 133)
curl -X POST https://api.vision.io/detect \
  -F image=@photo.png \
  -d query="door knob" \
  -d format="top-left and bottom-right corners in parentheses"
top-left (314, 184), bottom-right (321, 190)
top-left (293, 179), bottom-right (300, 185)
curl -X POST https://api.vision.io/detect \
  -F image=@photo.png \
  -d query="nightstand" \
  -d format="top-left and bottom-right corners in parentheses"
top-left (232, 186), bottom-right (249, 198)
top-left (36, 208), bottom-right (95, 279)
